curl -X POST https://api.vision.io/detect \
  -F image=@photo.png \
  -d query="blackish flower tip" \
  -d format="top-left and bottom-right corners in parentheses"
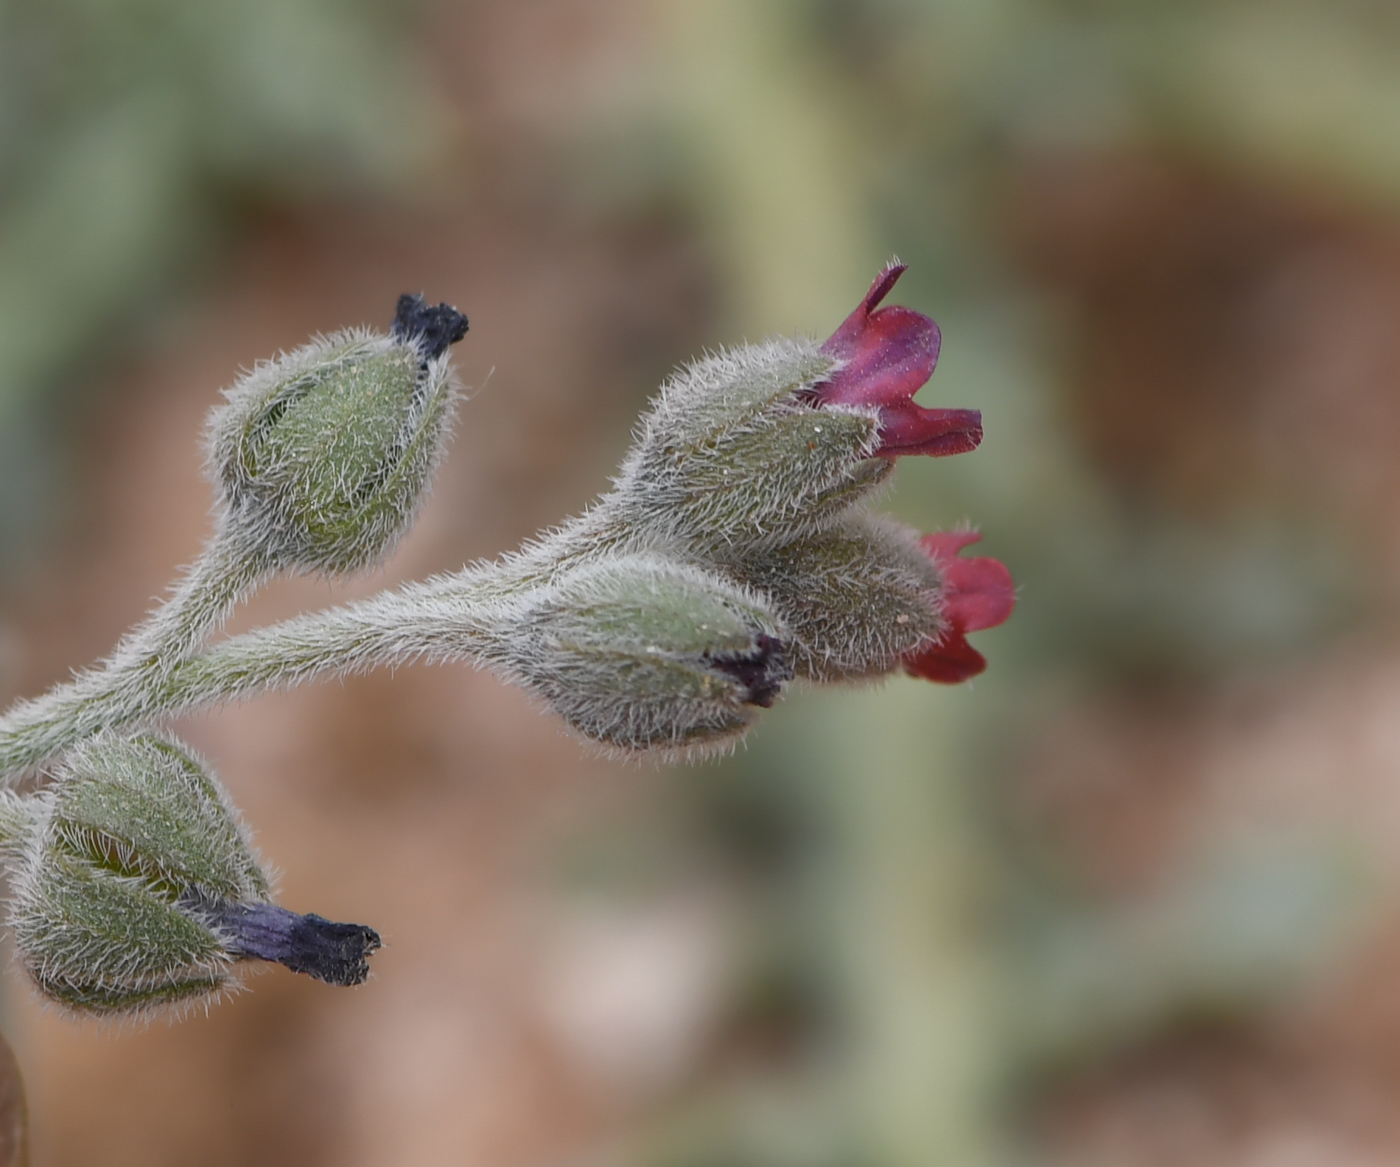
top-left (391, 293), bottom-right (469, 361)
top-left (706, 633), bottom-right (789, 708)
top-left (198, 898), bottom-right (382, 987)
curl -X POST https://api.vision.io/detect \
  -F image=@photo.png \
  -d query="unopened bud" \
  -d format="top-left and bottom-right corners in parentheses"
top-left (613, 340), bottom-right (892, 552)
top-left (7, 734), bottom-right (380, 1015)
top-left (721, 514), bottom-right (942, 683)
top-left (501, 555), bottom-right (792, 757)
top-left (208, 295), bottom-right (468, 575)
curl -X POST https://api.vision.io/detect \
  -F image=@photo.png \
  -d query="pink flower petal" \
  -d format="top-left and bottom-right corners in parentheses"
top-left (921, 533), bottom-right (1016, 633)
top-left (921, 530), bottom-right (984, 558)
top-left (903, 532), bottom-right (1015, 685)
top-left (823, 262), bottom-right (908, 354)
top-left (874, 402), bottom-right (983, 457)
top-left (904, 631), bottom-right (987, 684)
top-left (818, 276), bottom-right (941, 410)
top-left (809, 264), bottom-right (981, 460)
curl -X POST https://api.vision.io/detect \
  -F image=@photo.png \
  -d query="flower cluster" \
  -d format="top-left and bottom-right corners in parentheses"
top-left (0, 267), bottom-right (1011, 1017)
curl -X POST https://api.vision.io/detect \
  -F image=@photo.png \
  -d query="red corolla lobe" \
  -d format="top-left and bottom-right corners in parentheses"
top-left (811, 264), bottom-right (982, 458)
top-left (904, 531), bottom-right (1015, 684)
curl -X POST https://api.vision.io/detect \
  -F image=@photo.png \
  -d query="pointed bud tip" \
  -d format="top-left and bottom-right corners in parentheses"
top-left (864, 261), bottom-right (908, 313)
top-left (391, 293), bottom-right (469, 360)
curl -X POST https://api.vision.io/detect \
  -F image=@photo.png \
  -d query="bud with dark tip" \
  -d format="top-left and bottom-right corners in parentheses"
top-left (3, 733), bottom-right (380, 1015)
top-left (208, 295), bottom-right (468, 576)
top-left (500, 555), bottom-right (792, 758)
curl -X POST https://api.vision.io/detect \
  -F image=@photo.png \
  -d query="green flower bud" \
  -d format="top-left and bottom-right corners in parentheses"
top-left (6, 734), bottom-right (379, 1016)
top-left (501, 555), bottom-right (792, 758)
top-left (612, 339), bottom-right (891, 552)
top-left (208, 295), bottom-right (468, 575)
top-left (720, 514), bottom-right (942, 683)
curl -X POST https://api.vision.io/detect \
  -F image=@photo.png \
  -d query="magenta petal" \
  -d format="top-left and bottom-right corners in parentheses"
top-left (920, 530), bottom-right (983, 558)
top-left (919, 532), bottom-right (1016, 633)
top-left (811, 264), bottom-right (986, 463)
top-left (942, 556), bottom-right (1015, 632)
top-left (818, 305), bottom-right (942, 408)
top-left (822, 262), bottom-right (908, 355)
top-left (904, 631), bottom-right (987, 684)
top-left (909, 531), bottom-right (1014, 683)
top-left (875, 403), bottom-right (982, 458)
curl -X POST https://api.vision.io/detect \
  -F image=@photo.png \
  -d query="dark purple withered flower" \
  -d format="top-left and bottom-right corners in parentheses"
top-left (391, 292), bottom-right (469, 361)
top-left (191, 895), bottom-right (382, 987)
top-left (807, 263), bottom-right (982, 458)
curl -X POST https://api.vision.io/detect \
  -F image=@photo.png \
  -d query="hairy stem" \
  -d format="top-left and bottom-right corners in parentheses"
top-left (0, 534), bottom-right (267, 779)
top-left (160, 576), bottom-right (512, 708)
top-left (0, 566), bottom-right (521, 777)
top-left (0, 501), bottom-right (657, 778)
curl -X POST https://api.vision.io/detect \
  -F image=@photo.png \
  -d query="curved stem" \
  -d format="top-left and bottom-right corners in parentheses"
top-left (0, 566), bottom-right (519, 776)
top-left (0, 501), bottom-right (638, 780)
top-left (159, 574), bottom-right (513, 710)
top-left (0, 533), bottom-right (267, 779)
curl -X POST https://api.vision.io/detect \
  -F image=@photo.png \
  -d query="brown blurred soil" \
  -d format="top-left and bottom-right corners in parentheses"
top-left (1017, 153), bottom-right (1400, 1166)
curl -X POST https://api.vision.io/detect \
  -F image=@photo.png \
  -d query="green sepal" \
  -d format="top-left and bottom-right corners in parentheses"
top-left (7, 733), bottom-right (272, 1016)
top-left (210, 329), bottom-right (457, 575)
top-left (721, 514), bottom-right (942, 683)
top-left (615, 339), bottom-right (890, 552)
top-left (18, 848), bottom-right (230, 1014)
top-left (51, 733), bottom-right (267, 903)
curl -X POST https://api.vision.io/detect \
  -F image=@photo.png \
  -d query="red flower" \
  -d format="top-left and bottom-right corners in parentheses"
top-left (905, 532), bottom-right (1015, 684)
top-left (808, 263), bottom-right (983, 458)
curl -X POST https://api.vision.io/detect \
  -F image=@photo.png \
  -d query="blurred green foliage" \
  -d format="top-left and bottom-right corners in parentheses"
top-left (0, 0), bottom-right (443, 558)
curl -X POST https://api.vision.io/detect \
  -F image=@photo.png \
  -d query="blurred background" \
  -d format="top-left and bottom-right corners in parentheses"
top-left (3, 0), bottom-right (1400, 1163)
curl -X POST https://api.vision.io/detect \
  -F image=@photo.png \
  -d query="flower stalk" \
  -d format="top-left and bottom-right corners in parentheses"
top-left (0, 535), bottom-right (271, 778)
top-left (0, 268), bottom-right (1014, 1016)
top-left (0, 550), bottom-right (792, 767)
